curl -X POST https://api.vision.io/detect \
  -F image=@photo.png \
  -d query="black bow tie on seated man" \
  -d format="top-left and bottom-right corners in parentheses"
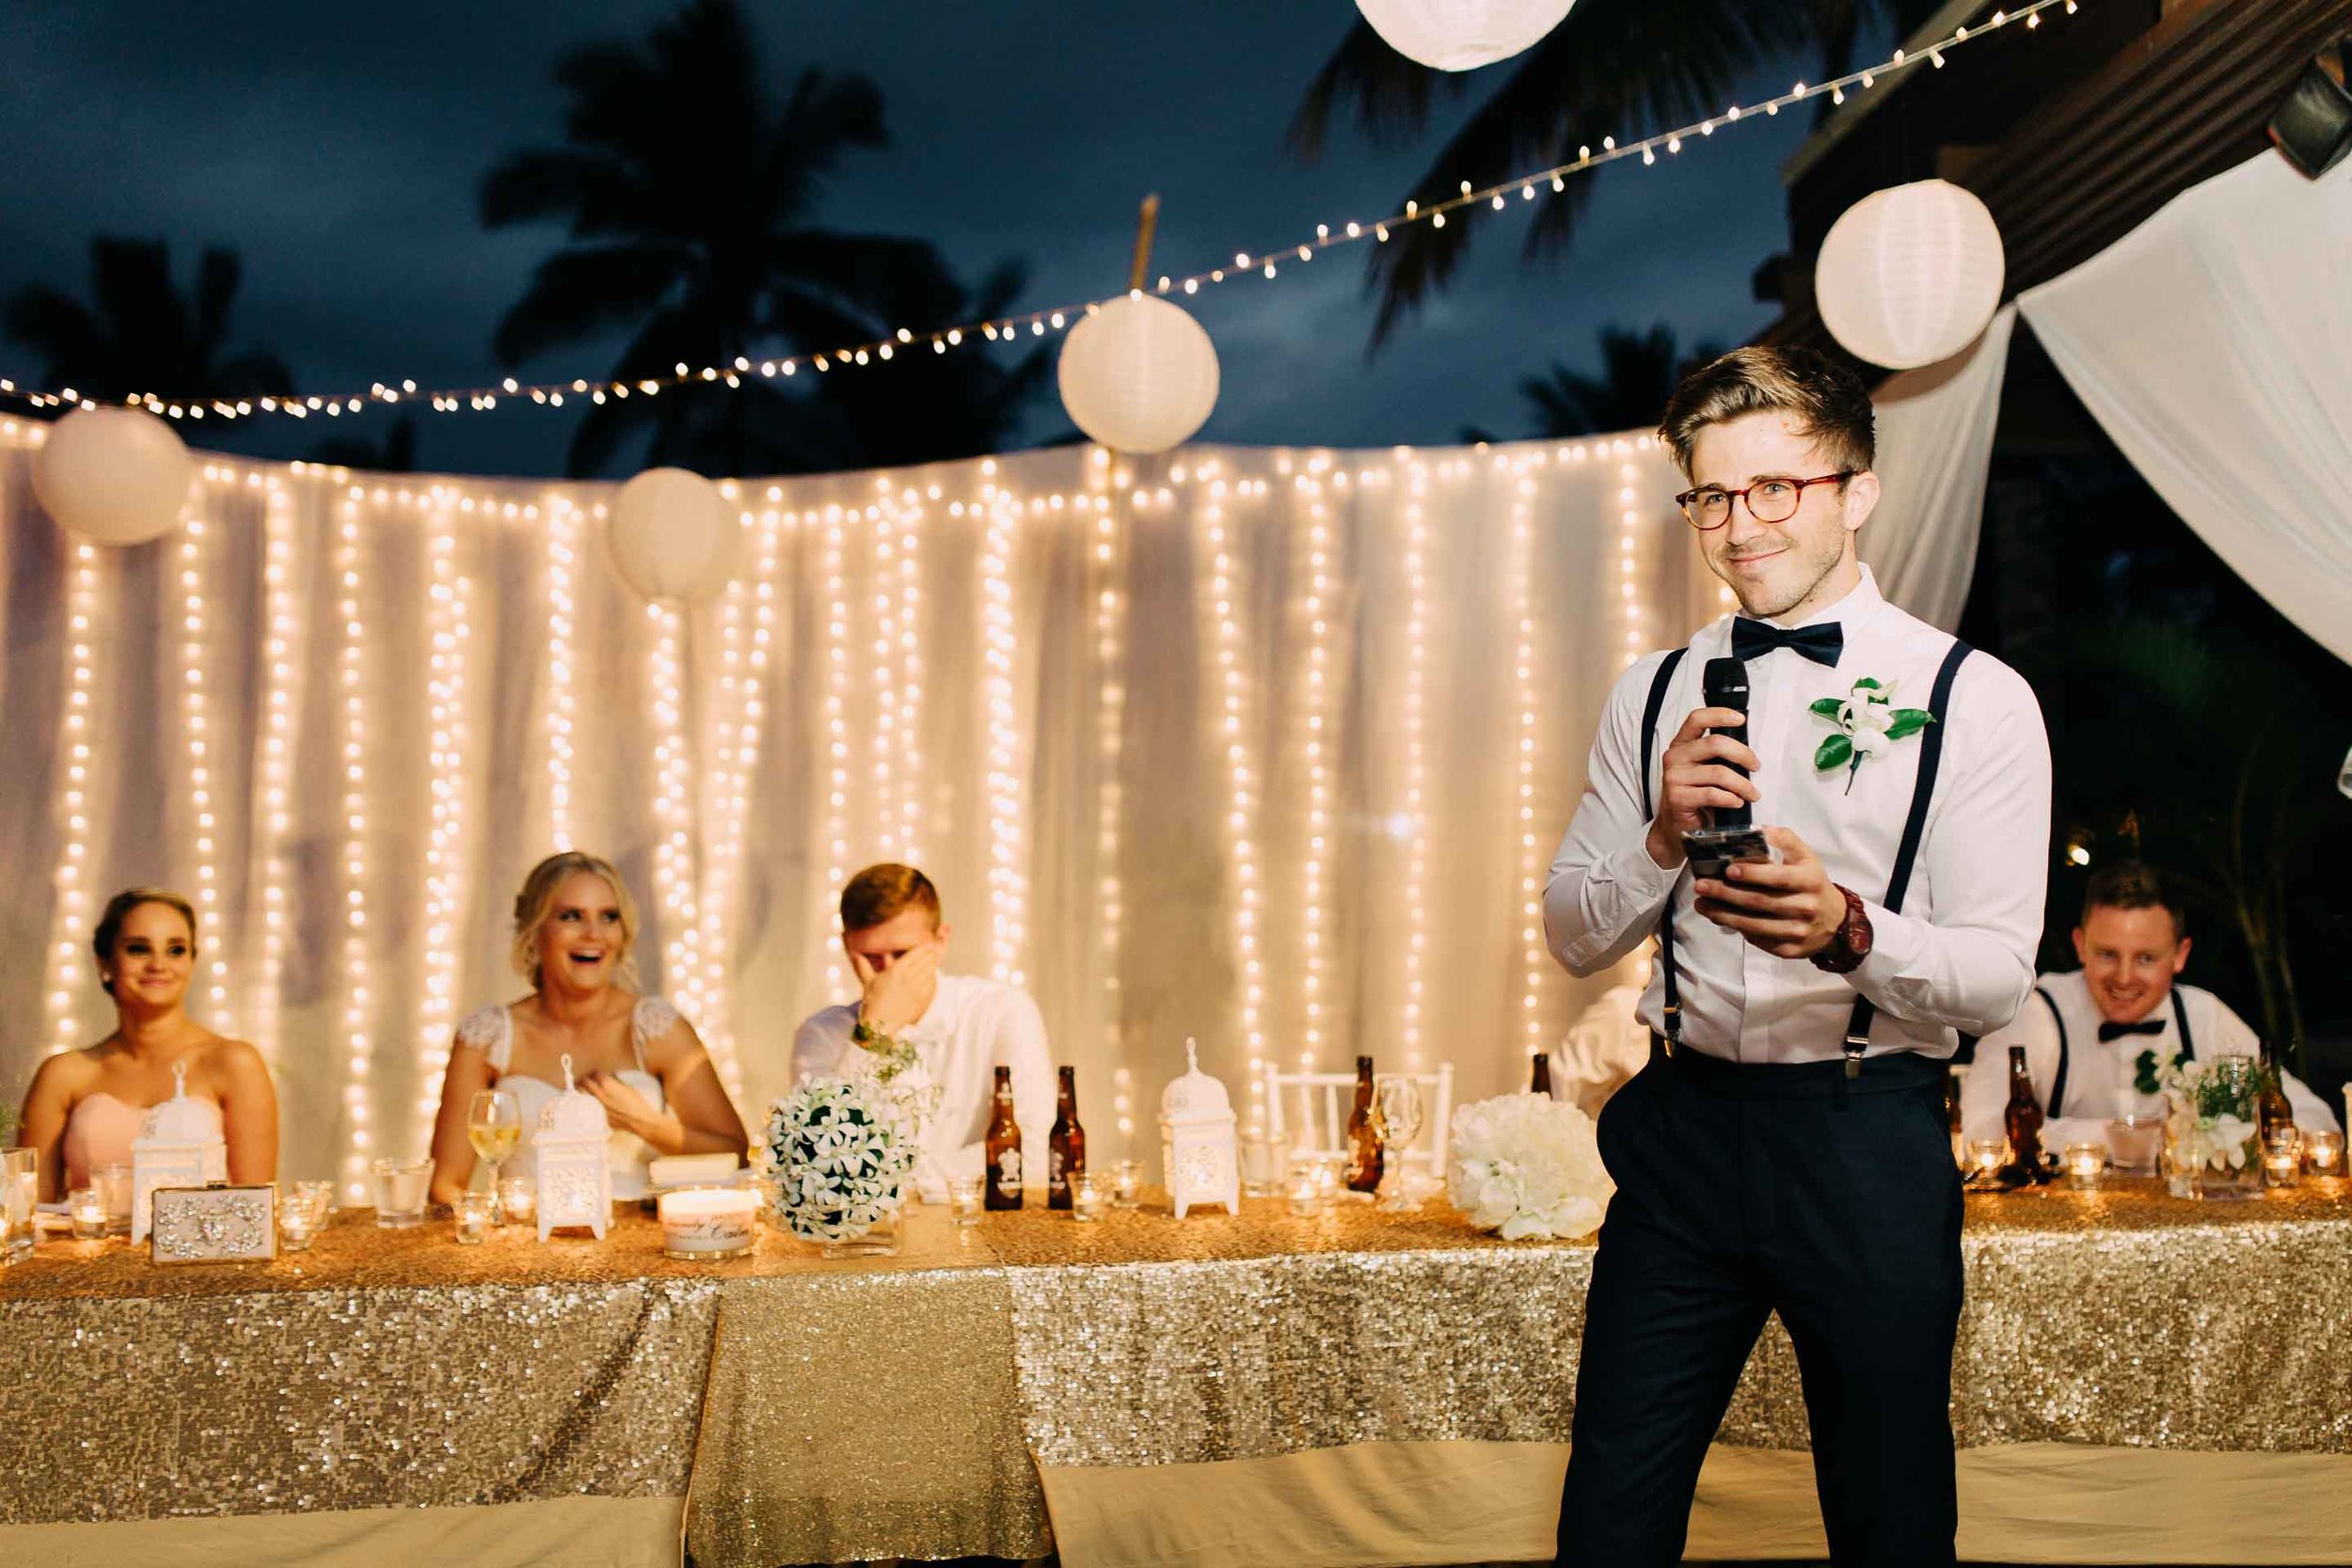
top-left (1729, 618), bottom-right (1845, 667)
top-left (2098, 1019), bottom-right (2168, 1043)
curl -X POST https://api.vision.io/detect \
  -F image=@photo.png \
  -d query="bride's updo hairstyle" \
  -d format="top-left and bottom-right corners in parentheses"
top-left (510, 851), bottom-right (642, 991)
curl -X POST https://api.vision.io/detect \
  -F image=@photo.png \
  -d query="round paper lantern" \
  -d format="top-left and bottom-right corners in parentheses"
top-left (607, 467), bottom-right (739, 603)
top-left (1815, 179), bottom-right (2006, 370)
top-left (1057, 295), bottom-right (1220, 455)
top-left (30, 406), bottom-right (194, 546)
top-left (1356, 0), bottom-right (1577, 72)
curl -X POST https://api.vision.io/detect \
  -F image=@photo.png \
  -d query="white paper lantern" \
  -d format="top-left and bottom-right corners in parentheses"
top-left (533, 1053), bottom-right (613, 1241)
top-left (30, 406), bottom-right (194, 546)
top-left (1815, 179), bottom-right (2007, 371)
top-left (1057, 295), bottom-right (1219, 455)
top-left (1158, 1038), bottom-right (1240, 1219)
top-left (1357, 0), bottom-right (1576, 72)
top-left (607, 466), bottom-right (739, 602)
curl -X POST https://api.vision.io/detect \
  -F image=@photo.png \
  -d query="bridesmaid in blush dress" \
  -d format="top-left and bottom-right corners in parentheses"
top-left (16, 887), bottom-right (278, 1202)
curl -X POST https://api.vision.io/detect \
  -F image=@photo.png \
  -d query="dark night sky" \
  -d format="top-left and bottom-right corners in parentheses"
top-left (0, 1), bottom-right (1847, 478)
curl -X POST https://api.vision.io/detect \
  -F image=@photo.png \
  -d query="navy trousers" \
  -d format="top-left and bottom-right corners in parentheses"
top-left (1556, 1043), bottom-right (1963, 1567)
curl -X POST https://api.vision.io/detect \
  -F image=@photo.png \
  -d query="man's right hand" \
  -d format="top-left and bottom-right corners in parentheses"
top-left (1645, 706), bottom-right (1762, 869)
top-left (852, 941), bottom-right (941, 1035)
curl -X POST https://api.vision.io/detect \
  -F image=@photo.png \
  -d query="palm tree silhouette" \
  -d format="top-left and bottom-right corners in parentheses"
top-left (1462, 322), bottom-right (1724, 442)
top-left (1291, 0), bottom-right (1951, 344)
top-left (4, 237), bottom-right (293, 403)
top-left (482, 0), bottom-right (1045, 476)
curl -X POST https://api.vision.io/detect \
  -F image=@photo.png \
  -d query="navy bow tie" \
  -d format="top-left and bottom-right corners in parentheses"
top-left (2098, 1019), bottom-right (2167, 1043)
top-left (1729, 618), bottom-right (1844, 667)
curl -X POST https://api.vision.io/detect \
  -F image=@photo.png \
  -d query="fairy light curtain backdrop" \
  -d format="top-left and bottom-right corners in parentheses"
top-left (0, 363), bottom-right (1999, 1190)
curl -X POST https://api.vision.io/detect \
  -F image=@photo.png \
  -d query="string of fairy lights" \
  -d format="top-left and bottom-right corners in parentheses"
top-left (0, 0), bottom-right (2079, 426)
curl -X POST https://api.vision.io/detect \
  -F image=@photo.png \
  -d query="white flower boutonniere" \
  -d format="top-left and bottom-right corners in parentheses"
top-left (1810, 678), bottom-right (1934, 794)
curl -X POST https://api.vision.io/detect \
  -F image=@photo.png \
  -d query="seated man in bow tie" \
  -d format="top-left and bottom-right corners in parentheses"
top-left (1962, 861), bottom-right (2337, 1145)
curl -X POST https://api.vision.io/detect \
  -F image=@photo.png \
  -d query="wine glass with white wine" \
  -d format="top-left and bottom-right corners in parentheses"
top-left (1373, 1076), bottom-right (1425, 1212)
top-left (468, 1089), bottom-right (522, 1223)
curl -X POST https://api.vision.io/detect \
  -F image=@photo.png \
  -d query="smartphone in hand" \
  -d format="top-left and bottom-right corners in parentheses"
top-left (1680, 825), bottom-right (1772, 882)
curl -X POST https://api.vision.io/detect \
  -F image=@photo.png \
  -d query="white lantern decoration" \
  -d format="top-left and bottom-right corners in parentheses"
top-left (130, 1061), bottom-right (228, 1243)
top-left (30, 406), bottom-right (194, 546)
top-left (1158, 1037), bottom-right (1241, 1219)
top-left (1057, 294), bottom-right (1220, 455)
top-left (607, 466), bottom-right (739, 603)
top-left (1815, 179), bottom-right (2007, 371)
top-left (1356, 0), bottom-right (1577, 72)
top-left (532, 1053), bottom-right (613, 1241)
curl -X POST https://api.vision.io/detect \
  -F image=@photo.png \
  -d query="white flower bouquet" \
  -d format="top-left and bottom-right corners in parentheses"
top-left (1447, 1091), bottom-right (1615, 1241)
top-left (767, 1076), bottom-right (918, 1243)
top-left (2162, 1053), bottom-right (2268, 1196)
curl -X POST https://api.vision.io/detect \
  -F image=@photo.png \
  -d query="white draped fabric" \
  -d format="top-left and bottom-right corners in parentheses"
top-left (1860, 306), bottom-right (2015, 633)
top-left (2020, 151), bottom-right (2352, 667)
top-left (0, 364), bottom-right (2006, 1193)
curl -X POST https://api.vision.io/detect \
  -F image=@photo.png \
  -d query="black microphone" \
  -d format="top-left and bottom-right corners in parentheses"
top-left (1702, 656), bottom-right (1752, 829)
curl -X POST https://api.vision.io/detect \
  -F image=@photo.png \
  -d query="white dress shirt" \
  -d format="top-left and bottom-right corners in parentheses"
top-left (1963, 970), bottom-right (2341, 1145)
top-left (791, 973), bottom-right (1056, 1200)
top-left (1545, 567), bottom-right (2052, 1064)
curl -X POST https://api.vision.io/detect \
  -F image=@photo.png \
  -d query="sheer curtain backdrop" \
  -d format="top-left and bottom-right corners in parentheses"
top-left (0, 375), bottom-right (2001, 1192)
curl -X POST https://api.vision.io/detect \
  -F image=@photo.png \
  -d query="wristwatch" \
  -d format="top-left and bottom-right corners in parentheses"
top-left (1809, 884), bottom-right (1872, 974)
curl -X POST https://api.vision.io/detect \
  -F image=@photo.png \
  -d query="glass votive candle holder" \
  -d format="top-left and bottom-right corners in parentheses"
top-left (278, 1182), bottom-right (330, 1252)
top-left (93, 1163), bottom-right (134, 1234)
top-left (2264, 1128), bottom-right (2302, 1189)
top-left (1110, 1158), bottom-right (1143, 1209)
top-left (1071, 1173), bottom-right (1105, 1222)
top-left (948, 1175), bottom-right (986, 1227)
top-left (453, 1190), bottom-right (495, 1243)
top-left (371, 1155), bottom-right (435, 1227)
top-left (1311, 1154), bottom-right (1345, 1204)
top-left (2104, 1115), bottom-right (2165, 1176)
top-left (1964, 1138), bottom-right (2007, 1184)
top-left (1287, 1173), bottom-right (1321, 1217)
top-left (2304, 1130), bottom-right (2344, 1177)
top-left (2062, 1141), bottom-right (2106, 1190)
top-left (497, 1174), bottom-right (535, 1224)
top-left (69, 1186), bottom-right (108, 1241)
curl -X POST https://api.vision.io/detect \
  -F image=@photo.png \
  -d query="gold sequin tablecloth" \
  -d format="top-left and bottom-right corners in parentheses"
top-left (8, 1182), bottom-right (2352, 1567)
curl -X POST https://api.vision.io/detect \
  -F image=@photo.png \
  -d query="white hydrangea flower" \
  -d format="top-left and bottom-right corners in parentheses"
top-left (1445, 1091), bottom-right (1614, 1241)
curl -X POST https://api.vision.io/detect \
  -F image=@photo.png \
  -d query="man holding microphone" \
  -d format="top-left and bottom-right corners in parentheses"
top-left (1545, 346), bottom-right (2051, 1566)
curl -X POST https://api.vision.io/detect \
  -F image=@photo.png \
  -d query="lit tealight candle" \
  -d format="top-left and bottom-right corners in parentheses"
top-left (2305, 1131), bottom-right (2344, 1177)
top-left (659, 1186), bottom-right (756, 1259)
top-left (2265, 1148), bottom-right (2302, 1190)
top-left (70, 1187), bottom-right (107, 1241)
top-left (2063, 1142), bottom-right (2105, 1190)
top-left (497, 1175), bottom-right (535, 1223)
top-left (1288, 1174), bottom-right (1320, 1217)
top-left (1965, 1138), bottom-right (2006, 1183)
top-left (1110, 1159), bottom-right (1143, 1209)
top-left (1071, 1174), bottom-right (1105, 1223)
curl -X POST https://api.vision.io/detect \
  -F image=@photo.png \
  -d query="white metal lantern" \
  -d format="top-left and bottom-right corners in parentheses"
top-left (607, 466), bottom-right (739, 603)
top-left (532, 1053), bottom-right (613, 1241)
top-left (1356, 0), bottom-right (1577, 72)
top-left (31, 406), bottom-right (194, 546)
top-left (1057, 294), bottom-right (1220, 455)
top-left (1815, 179), bottom-right (2006, 371)
top-left (1158, 1038), bottom-right (1240, 1219)
top-left (130, 1062), bottom-right (228, 1243)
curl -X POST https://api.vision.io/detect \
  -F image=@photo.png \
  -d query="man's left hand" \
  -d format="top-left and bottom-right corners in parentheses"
top-left (1692, 827), bottom-right (1847, 959)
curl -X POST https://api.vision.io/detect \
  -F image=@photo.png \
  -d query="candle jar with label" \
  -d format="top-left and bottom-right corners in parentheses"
top-left (659, 1186), bottom-right (757, 1259)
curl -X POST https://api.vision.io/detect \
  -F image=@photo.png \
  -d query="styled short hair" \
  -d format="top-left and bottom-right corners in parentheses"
top-left (1659, 344), bottom-right (1876, 479)
top-left (2081, 861), bottom-right (2185, 942)
top-left (511, 850), bottom-right (641, 990)
top-left (841, 863), bottom-right (942, 932)
top-left (92, 887), bottom-right (199, 993)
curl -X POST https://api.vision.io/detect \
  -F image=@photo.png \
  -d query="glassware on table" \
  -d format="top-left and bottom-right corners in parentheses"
top-left (1109, 1158), bottom-right (1144, 1209)
top-left (93, 1162), bottom-right (134, 1234)
top-left (1310, 1153), bottom-right (1345, 1206)
top-left (2264, 1127), bottom-right (2303, 1190)
top-left (1070, 1173), bottom-right (1105, 1222)
top-left (453, 1190), bottom-right (495, 1243)
top-left (371, 1155), bottom-right (435, 1227)
top-left (2062, 1141), bottom-right (2106, 1190)
top-left (2304, 1130), bottom-right (2344, 1178)
top-left (69, 1186), bottom-right (107, 1240)
top-left (278, 1180), bottom-right (333, 1251)
top-left (1239, 1129), bottom-right (1284, 1197)
top-left (497, 1174), bottom-right (536, 1223)
top-left (4, 1148), bottom-right (40, 1263)
top-left (1372, 1076), bottom-right (1425, 1212)
top-left (468, 1089), bottom-right (523, 1222)
top-left (1963, 1138), bottom-right (2007, 1188)
top-left (947, 1175), bottom-right (986, 1227)
top-left (2104, 1115), bottom-right (2164, 1177)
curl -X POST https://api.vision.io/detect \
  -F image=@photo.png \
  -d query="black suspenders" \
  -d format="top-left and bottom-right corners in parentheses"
top-left (1641, 638), bottom-right (1975, 1075)
top-left (2044, 985), bottom-right (2194, 1121)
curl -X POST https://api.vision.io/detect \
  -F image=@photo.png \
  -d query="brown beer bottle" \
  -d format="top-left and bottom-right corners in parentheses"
top-left (1530, 1051), bottom-right (1553, 1097)
top-left (2256, 1045), bottom-right (2295, 1140)
top-left (984, 1065), bottom-right (1023, 1210)
top-left (1344, 1054), bottom-right (1383, 1194)
top-left (1048, 1065), bottom-right (1085, 1210)
top-left (2003, 1044), bottom-right (2048, 1181)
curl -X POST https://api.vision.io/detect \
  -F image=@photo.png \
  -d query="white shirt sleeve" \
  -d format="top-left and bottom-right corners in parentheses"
top-left (1848, 657), bottom-right (2050, 1037)
top-left (1545, 654), bottom-right (1685, 978)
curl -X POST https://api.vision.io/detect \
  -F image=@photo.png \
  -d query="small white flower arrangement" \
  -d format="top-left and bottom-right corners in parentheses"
top-left (850, 1025), bottom-right (945, 1142)
top-left (1446, 1091), bottom-right (1615, 1241)
top-left (766, 1076), bottom-right (918, 1243)
top-left (1809, 677), bottom-right (1934, 792)
top-left (2161, 1054), bottom-right (2267, 1177)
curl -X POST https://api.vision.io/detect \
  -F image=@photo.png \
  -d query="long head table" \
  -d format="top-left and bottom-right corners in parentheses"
top-left (5, 1180), bottom-right (2351, 1566)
